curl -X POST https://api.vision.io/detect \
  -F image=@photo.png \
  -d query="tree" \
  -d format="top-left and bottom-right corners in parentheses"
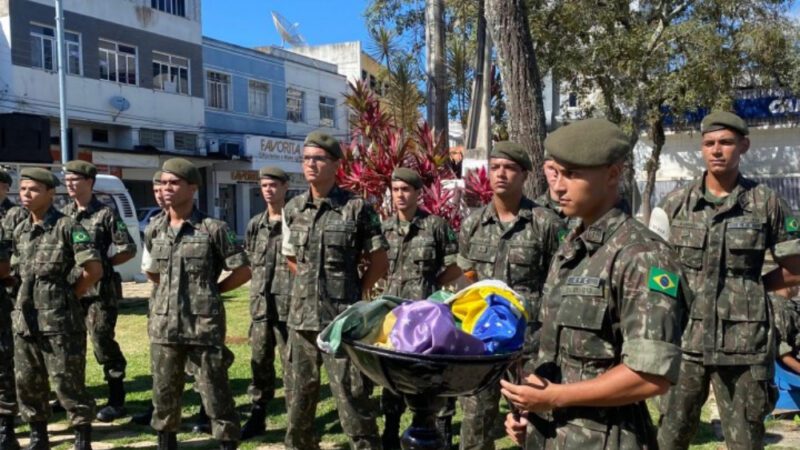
top-left (426, 0), bottom-right (449, 146)
top-left (485, 0), bottom-right (549, 197)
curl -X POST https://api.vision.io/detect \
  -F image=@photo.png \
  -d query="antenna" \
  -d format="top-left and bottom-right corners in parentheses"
top-left (271, 11), bottom-right (307, 48)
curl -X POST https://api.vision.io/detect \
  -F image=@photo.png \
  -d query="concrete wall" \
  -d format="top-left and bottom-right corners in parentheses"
top-left (283, 57), bottom-right (348, 140)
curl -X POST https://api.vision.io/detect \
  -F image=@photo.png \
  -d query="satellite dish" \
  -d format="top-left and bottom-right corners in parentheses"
top-left (272, 11), bottom-right (307, 48)
top-left (109, 96), bottom-right (130, 112)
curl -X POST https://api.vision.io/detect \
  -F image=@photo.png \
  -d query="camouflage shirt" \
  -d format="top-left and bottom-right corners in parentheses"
top-left (245, 211), bottom-right (292, 323)
top-left (281, 186), bottom-right (388, 331)
top-left (536, 192), bottom-right (578, 243)
top-left (659, 173), bottom-right (800, 365)
top-left (144, 208), bottom-right (249, 345)
top-left (61, 196), bottom-right (137, 298)
top-left (457, 196), bottom-right (562, 322)
top-left (11, 206), bottom-right (100, 337)
top-left (535, 203), bottom-right (688, 446)
top-left (382, 209), bottom-right (458, 300)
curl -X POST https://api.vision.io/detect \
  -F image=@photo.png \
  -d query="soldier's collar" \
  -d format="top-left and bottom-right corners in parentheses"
top-left (576, 202), bottom-right (628, 250)
top-left (30, 206), bottom-right (62, 230)
top-left (300, 185), bottom-right (349, 211)
top-left (481, 196), bottom-right (534, 224)
top-left (183, 208), bottom-right (206, 228)
top-left (695, 172), bottom-right (753, 211)
top-left (386, 209), bottom-right (428, 230)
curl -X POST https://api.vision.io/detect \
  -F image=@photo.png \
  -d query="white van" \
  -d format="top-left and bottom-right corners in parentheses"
top-left (5, 167), bottom-right (142, 281)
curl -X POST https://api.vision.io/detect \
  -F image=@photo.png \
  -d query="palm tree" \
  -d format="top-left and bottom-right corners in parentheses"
top-left (368, 25), bottom-right (399, 71)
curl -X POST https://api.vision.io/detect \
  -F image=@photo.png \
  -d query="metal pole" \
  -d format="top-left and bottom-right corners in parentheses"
top-left (55, 0), bottom-right (69, 164)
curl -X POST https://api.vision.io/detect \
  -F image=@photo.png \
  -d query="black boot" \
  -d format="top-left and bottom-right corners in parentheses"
top-left (381, 413), bottom-right (401, 450)
top-left (96, 379), bottom-right (126, 422)
top-left (157, 431), bottom-right (177, 450)
top-left (25, 422), bottom-right (48, 450)
top-left (130, 404), bottom-right (154, 426)
top-left (73, 424), bottom-right (91, 450)
top-left (191, 404), bottom-right (211, 434)
top-left (436, 416), bottom-right (453, 450)
top-left (0, 415), bottom-right (20, 450)
top-left (219, 441), bottom-right (237, 450)
top-left (239, 403), bottom-right (266, 440)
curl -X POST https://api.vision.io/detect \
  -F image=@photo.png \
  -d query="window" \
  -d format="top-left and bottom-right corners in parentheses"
top-left (99, 39), bottom-right (137, 85)
top-left (151, 0), bottom-right (186, 17)
top-left (568, 92), bottom-right (578, 108)
top-left (174, 132), bottom-right (197, 151)
top-left (319, 96), bottom-right (336, 127)
top-left (139, 128), bottom-right (165, 148)
top-left (248, 80), bottom-right (270, 116)
top-left (153, 52), bottom-right (189, 95)
top-left (91, 129), bottom-right (109, 143)
top-left (286, 88), bottom-right (304, 122)
top-left (30, 24), bottom-right (81, 75)
top-left (206, 71), bottom-right (231, 110)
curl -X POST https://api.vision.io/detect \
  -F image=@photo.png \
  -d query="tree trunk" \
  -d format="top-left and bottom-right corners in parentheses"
top-left (426, 0), bottom-right (448, 148)
top-left (465, 0), bottom-right (486, 150)
top-left (641, 114), bottom-right (665, 224)
top-left (485, 0), bottom-right (548, 197)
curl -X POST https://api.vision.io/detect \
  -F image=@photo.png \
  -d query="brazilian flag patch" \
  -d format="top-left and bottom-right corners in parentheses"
top-left (226, 230), bottom-right (237, 244)
top-left (72, 229), bottom-right (91, 244)
top-left (447, 228), bottom-right (457, 242)
top-left (786, 217), bottom-right (799, 233)
top-left (648, 267), bottom-right (679, 298)
top-left (117, 219), bottom-right (127, 231)
top-left (557, 228), bottom-right (568, 243)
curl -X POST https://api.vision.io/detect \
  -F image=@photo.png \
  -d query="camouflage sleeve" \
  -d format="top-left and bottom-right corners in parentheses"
top-left (538, 210), bottom-right (563, 267)
top-left (615, 244), bottom-right (686, 384)
top-left (211, 221), bottom-right (248, 271)
top-left (281, 208), bottom-right (295, 257)
top-left (358, 202), bottom-right (388, 254)
top-left (67, 221), bottom-right (101, 267)
top-left (770, 195), bottom-right (800, 260)
top-left (438, 220), bottom-right (458, 268)
top-left (244, 216), bottom-right (258, 259)
top-left (107, 209), bottom-right (137, 256)
top-left (456, 214), bottom-right (475, 271)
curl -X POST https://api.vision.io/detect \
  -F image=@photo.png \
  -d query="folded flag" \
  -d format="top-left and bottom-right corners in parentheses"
top-left (386, 300), bottom-right (485, 355)
top-left (448, 280), bottom-right (527, 354)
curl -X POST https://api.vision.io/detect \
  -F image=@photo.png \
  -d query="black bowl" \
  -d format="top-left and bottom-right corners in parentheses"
top-left (341, 338), bottom-right (521, 397)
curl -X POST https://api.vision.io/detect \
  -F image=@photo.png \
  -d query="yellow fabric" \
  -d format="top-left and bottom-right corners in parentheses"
top-left (449, 282), bottom-right (527, 333)
top-left (369, 311), bottom-right (398, 349)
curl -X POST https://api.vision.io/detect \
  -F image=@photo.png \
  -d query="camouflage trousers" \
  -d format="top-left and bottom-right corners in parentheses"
top-left (150, 343), bottom-right (240, 442)
top-left (459, 383), bottom-right (501, 450)
top-left (657, 358), bottom-right (777, 450)
top-left (248, 320), bottom-right (291, 406)
top-left (81, 296), bottom-right (127, 381)
top-left (0, 324), bottom-right (16, 416)
top-left (285, 328), bottom-right (381, 450)
top-left (13, 332), bottom-right (95, 426)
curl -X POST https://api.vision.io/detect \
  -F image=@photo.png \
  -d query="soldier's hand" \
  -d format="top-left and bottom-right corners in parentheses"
top-left (504, 411), bottom-right (528, 446)
top-left (500, 374), bottom-right (559, 414)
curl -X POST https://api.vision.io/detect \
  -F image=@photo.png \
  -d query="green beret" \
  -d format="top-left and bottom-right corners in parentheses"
top-left (304, 130), bottom-right (342, 159)
top-left (259, 166), bottom-right (289, 182)
top-left (152, 171), bottom-right (162, 184)
top-left (0, 170), bottom-right (12, 185)
top-left (701, 111), bottom-right (748, 136)
top-left (161, 158), bottom-right (201, 186)
top-left (490, 141), bottom-right (532, 171)
top-left (391, 167), bottom-right (423, 189)
top-left (20, 167), bottom-right (59, 189)
top-left (544, 118), bottom-right (629, 167)
top-left (64, 160), bottom-right (97, 178)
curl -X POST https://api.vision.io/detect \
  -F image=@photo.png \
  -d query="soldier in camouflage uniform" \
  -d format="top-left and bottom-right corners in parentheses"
top-left (240, 166), bottom-right (294, 440)
top-left (10, 168), bottom-right (103, 450)
top-left (457, 142), bottom-right (563, 450)
top-left (657, 112), bottom-right (800, 450)
top-left (771, 286), bottom-right (800, 374)
top-left (0, 170), bottom-right (19, 450)
top-left (281, 131), bottom-right (389, 450)
top-left (143, 158), bottom-right (251, 450)
top-left (380, 168), bottom-right (461, 449)
top-left (61, 161), bottom-right (137, 422)
top-left (502, 118), bottom-right (688, 449)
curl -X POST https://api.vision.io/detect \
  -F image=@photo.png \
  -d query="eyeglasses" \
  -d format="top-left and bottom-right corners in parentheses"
top-left (303, 155), bottom-right (333, 165)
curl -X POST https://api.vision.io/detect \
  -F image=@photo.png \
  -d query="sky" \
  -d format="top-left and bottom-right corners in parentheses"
top-left (202, 1), bottom-right (373, 50)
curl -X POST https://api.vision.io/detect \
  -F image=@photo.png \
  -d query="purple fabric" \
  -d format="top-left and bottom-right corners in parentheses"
top-left (389, 300), bottom-right (486, 355)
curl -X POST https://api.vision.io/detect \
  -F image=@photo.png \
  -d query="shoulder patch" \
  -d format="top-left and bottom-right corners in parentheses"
top-left (648, 267), bottom-right (679, 298)
top-left (447, 228), bottom-right (457, 242)
top-left (117, 219), bottom-right (128, 231)
top-left (557, 228), bottom-right (568, 243)
top-left (72, 229), bottom-right (91, 244)
top-left (226, 230), bottom-right (237, 244)
top-left (786, 217), bottom-right (799, 233)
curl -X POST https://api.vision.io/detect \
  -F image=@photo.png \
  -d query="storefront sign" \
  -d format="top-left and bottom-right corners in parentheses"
top-left (244, 135), bottom-right (303, 166)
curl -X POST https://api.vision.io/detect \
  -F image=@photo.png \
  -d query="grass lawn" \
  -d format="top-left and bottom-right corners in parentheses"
top-left (33, 285), bottom-right (792, 449)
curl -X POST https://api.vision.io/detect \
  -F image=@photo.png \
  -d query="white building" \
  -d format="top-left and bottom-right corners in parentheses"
top-left (287, 41), bottom-right (386, 95)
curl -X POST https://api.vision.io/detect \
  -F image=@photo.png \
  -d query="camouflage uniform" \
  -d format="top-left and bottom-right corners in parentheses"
top-left (530, 202), bottom-right (687, 449)
top-left (0, 199), bottom-right (20, 418)
top-left (771, 293), bottom-right (800, 361)
top-left (62, 196), bottom-right (136, 382)
top-left (381, 210), bottom-right (458, 422)
top-left (281, 186), bottom-right (387, 450)
top-left (11, 206), bottom-right (99, 426)
top-left (244, 211), bottom-right (293, 408)
top-left (144, 208), bottom-right (247, 442)
top-left (657, 174), bottom-right (800, 450)
top-left (536, 193), bottom-right (578, 242)
top-left (456, 197), bottom-right (562, 450)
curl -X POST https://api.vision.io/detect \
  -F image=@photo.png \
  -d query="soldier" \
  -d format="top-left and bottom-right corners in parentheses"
top-left (240, 166), bottom-right (294, 440)
top-left (10, 167), bottom-right (103, 450)
top-left (535, 154), bottom-right (564, 219)
top-left (501, 118), bottom-right (688, 449)
top-left (772, 286), bottom-right (800, 374)
top-left (457, 142), bottom-right (563, 450)
top-left (143, 158), bottom-right (251, 450)
top-left (61, 161), bottom-right (137, 422)
top-left (282, 130), bottom-right (389, 450)
top-left (381, 167), bottom-right (461, 449)
top-left (0, 169), bottom-right (20, 450)
top-left (657, 111), bottom-right (800, 450)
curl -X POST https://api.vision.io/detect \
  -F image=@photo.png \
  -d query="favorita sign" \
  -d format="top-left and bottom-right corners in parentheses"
top-left (244, 135), bottom-right (303, 172)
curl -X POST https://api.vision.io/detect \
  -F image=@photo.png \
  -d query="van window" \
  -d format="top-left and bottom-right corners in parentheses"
top-left (8, 193), bottom-right (120, 216)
